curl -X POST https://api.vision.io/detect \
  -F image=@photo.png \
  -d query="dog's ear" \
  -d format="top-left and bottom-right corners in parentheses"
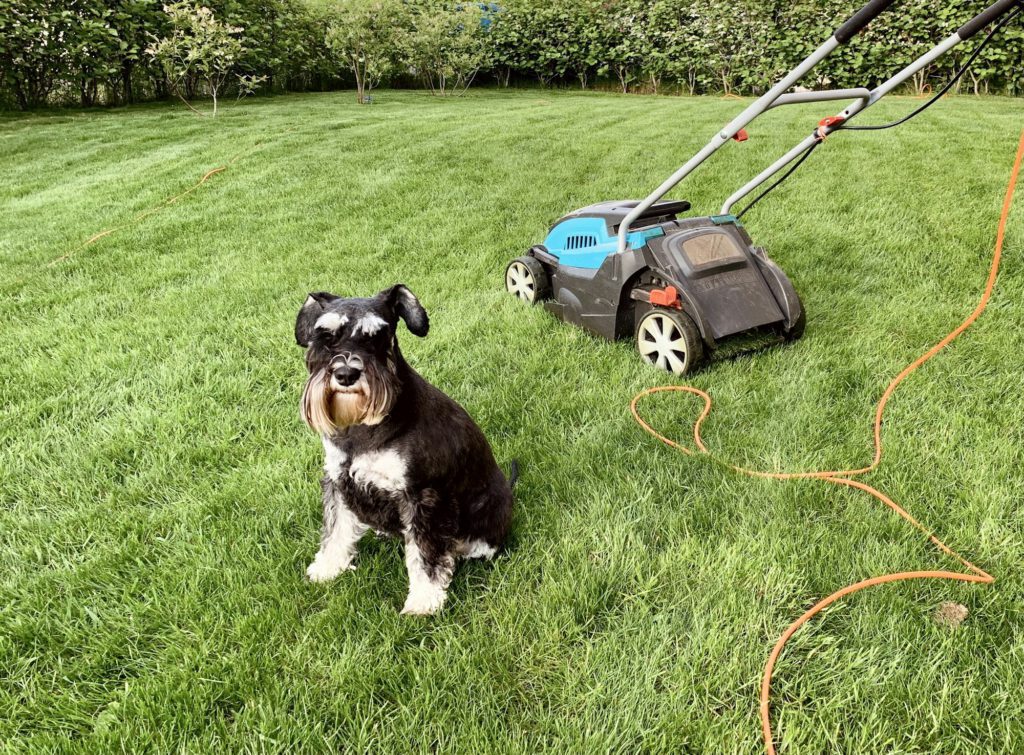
top-left (380, 284), bottom-right (429, 337)
top-left (295, 292), bottom-right (341, 347)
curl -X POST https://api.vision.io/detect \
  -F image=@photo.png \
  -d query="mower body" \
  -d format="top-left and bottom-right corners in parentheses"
top-left (526, 199), bottom-right (804, 348)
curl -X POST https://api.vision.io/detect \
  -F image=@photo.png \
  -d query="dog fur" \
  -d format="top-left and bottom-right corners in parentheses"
top-left (295, 284), bottom-right (514, 615)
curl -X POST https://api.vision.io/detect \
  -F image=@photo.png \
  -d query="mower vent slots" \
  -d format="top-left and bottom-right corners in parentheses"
top-left (566, 235), bottom-right (598, 250)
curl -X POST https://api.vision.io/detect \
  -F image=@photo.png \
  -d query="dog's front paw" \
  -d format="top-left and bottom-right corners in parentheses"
top-left (400, 584), bottom-right (448, 616)
top-left (305, 553), bottom-right (355, 582)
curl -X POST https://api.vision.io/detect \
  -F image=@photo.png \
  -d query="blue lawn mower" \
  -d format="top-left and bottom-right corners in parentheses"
top-left (504, 0), bottom-right (1022, 376)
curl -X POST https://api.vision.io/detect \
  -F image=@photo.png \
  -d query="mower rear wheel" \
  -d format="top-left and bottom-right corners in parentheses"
top-left (505, 256), bottom-right (550, 305)
top-left (784, 295), bottom-right (806, 341)
top-left (636, 308), bottom-right (704, 376)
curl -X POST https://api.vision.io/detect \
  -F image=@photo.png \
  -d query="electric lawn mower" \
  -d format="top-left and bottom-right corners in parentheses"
top-left (504, 0), bottom-right (1022, 376)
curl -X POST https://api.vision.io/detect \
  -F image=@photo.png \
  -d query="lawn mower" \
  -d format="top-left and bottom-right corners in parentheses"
top-left (504, 0), bottom-right (1022, 375)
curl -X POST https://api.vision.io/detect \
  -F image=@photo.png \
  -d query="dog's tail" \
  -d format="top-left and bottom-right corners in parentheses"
top-left (507, 459), bottom-right (520, 490)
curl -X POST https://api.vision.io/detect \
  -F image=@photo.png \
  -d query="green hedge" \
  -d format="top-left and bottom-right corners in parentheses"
top-left (486, 0), bottom-right (1024, 96)
top-left (1, 0), bottom-right (1021, 110)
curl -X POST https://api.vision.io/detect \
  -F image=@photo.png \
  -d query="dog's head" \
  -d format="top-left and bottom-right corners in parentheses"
top-left (295, 284), bottom-right (429, 434)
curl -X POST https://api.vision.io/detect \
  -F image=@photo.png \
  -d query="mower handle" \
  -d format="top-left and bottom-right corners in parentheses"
top-left (615, 0), bottom-right (1022, 252)
top-left (719, 0), bottom-right (1021, 216)
top-left (835, 0), bottom-right (900, 43)
top-left (959, 0), bottom-right (1022, 40)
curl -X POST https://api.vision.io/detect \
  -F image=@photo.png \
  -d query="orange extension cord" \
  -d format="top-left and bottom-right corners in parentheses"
top-left (46, 134), bottom-right (280, 269)
top-left (631, 128), bottom-right (1023, 753)
top-left (46, 166), bottom-right (225, 268)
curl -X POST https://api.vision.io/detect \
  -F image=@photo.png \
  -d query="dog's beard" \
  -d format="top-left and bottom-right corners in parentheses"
top-left (300, 366), bottom-right (395, 434)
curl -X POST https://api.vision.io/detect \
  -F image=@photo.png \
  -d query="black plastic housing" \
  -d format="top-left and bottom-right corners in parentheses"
top-left (531, 208), bottom-right (803, 350)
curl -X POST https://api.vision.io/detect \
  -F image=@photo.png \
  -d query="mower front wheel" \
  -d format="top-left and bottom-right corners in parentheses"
top-left (636, 308), bottom-right (704, 376)
top-left (505, 256), bottom-right (550, 305)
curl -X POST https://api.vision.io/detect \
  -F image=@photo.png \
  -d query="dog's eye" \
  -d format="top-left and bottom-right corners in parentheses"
top-left (314, 327), bottom-right (347, 346)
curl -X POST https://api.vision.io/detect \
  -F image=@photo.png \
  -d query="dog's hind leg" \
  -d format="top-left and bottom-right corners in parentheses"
top-left (306, 482), bottom-right (369, 582)
top-left (457, 539), bottom-right (498, 559)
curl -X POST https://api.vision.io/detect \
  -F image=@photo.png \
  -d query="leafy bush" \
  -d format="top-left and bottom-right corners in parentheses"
top-left (321, 0), bottom-right (405, 103)
top-left (146, 3), bottom-right (252, 116)
top-left (403, 0), bottom-right (491, 95)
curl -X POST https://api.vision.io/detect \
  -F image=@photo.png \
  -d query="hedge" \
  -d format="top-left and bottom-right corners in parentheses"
top-left (1, 0), bottom-right (1021, 110)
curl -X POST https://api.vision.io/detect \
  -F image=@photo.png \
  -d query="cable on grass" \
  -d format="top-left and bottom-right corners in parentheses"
top-left (632, 128), bottom-right (1023, 753)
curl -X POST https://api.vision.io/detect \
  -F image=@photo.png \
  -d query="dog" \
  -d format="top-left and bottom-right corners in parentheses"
top-left (294, 284), bottom-right (515, 615)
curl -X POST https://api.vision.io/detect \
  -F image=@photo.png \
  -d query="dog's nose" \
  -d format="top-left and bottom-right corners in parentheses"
top-left (332, 365), bottom-right (361, 386)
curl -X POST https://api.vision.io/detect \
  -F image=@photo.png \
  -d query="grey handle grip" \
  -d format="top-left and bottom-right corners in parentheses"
top-left (835, 0), bottom-right (900, 43)
top-left (958, 0), bottom-right (1021, 40)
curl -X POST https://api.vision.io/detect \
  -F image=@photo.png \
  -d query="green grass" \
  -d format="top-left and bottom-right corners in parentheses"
top-left (2, 89), bottom-right (1023, 753)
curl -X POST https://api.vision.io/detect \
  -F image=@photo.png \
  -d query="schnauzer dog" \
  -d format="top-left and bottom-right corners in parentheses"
top-left (295, 284), bottom-right (515, 615)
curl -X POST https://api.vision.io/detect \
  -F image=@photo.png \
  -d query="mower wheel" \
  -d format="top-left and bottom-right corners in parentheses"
top-left (505, 256), bottom-right (550, 305)
top-left (784, 294), bottom-right (806, 341)
top-left (636, 308), bottom-right (704, 376)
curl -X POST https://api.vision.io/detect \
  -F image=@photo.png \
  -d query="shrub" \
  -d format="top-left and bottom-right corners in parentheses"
top-left (403, 0), bottom-right (492, 95)
top-left (146, 3), bottom-right (247, 116)
top-left (321, 0), bottom-right (406, 103)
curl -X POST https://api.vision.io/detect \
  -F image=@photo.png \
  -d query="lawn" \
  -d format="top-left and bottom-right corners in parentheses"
top-left (1, 90), bottom-right (1023, 753)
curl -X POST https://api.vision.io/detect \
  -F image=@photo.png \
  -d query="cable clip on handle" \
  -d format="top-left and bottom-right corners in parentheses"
top-left (814, 115), bottom-right (846, 141)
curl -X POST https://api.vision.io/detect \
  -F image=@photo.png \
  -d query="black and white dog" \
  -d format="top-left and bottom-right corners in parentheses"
top-left (295, 284), bottom-right (514, 615)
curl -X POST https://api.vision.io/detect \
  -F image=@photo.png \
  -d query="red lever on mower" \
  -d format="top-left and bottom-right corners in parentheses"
top-left (649, 286), bottom-right (681, 309)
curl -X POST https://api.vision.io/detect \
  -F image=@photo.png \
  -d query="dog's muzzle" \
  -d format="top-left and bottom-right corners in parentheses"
top-left (330, 355), bottom-right (364, 392)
